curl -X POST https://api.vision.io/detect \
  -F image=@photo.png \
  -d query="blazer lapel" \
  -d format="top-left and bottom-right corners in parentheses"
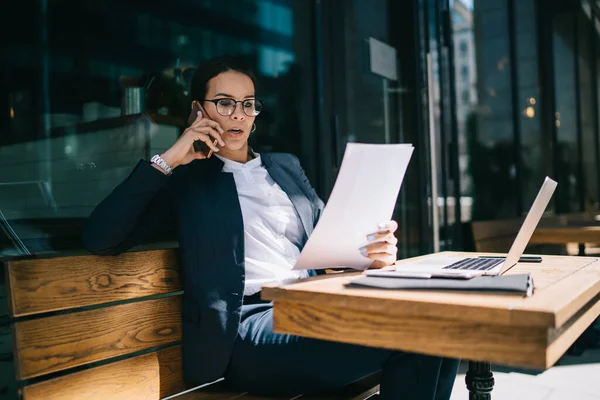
top-left (262, 155), bottom-right (313, 238)
top-left (192, 157), bottom-right (245, 265)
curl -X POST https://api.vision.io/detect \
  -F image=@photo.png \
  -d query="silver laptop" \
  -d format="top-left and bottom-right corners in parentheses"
top-left (365, 177), bottom-right (558, 279)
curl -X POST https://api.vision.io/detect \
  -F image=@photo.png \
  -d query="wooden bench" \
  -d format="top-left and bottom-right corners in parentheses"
top-left (3, 249), bottom-right (380, 400)
top-left (471, 215), bottom-right (570, 254)
top-left (472, 213), bottom-right (600, 255)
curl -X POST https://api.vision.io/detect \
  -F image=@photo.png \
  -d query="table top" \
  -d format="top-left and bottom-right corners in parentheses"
top-left (263, 252), bottom-right (600, 370)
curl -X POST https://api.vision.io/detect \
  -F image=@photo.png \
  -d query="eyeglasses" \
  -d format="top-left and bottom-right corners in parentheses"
top-left (203, 98), bottom-right (263, 117)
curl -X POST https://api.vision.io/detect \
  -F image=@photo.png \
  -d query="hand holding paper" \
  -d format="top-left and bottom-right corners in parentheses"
top-left (294, 143), bottom-right (414, 271)
top-left (359, 220), bottom-right (399, 268)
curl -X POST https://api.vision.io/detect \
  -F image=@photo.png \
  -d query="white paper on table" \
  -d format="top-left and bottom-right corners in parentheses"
top-left (293, 143), bottom-right (414, 271)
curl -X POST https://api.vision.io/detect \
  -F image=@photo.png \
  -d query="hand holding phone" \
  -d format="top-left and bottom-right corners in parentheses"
top-left (159, 104), bottom-right (225, 170)
top-left (190, 101), bottom-right (222, 159)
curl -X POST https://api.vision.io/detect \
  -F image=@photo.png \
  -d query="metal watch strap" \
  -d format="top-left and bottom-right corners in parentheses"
top-left (150, 154), bottom-right (173, 175)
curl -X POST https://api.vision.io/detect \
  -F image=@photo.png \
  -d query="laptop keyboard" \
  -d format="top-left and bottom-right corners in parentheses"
top-left (442, 257), bottom-right (504, 271)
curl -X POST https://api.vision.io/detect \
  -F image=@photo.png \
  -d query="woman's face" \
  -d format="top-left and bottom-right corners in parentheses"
top-left (202, 70), bottom-right (256, 151)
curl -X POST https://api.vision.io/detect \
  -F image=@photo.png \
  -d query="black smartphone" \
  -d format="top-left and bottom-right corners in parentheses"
top-left (193, 140), bottom-right (212, 155)
top-left (518, 256), bottom-right (542, 263)
top-left (190, 102), bottom-right (217, 157)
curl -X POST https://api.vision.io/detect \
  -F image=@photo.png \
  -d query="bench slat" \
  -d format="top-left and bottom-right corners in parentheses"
top-left (471, 215), bottom-right (570, 252)
top-left (14, 296), bottom-right (181, 379)
top-left (471, 218), bottom-right (523, 244)
top-left (473, 237), bottom-right (515, 253)
top-left (6, 249), bottom-right (181, 317)
top-left (21, 345), bottom-right (187, 400)
top-left (178, 394), bottom-right (290, 400)
top-left (175, 374), bottom-right (380, 400)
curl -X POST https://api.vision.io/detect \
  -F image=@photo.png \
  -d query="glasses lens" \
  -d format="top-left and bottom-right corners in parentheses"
top-left (244, 99), bottom-right (263, 116)
top-left (216, 99), bottom-right (235, 116)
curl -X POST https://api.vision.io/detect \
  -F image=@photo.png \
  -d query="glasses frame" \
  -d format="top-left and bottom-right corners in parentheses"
top-left (202, 98), bottom-right (263, 117)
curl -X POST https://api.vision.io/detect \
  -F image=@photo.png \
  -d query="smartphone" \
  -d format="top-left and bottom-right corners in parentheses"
top-left (193, 140), bottom-right (213, 156)
top-left (519, 256), bottom-right (542, 263)
top-left (190, 102), bottom-right (219, 158)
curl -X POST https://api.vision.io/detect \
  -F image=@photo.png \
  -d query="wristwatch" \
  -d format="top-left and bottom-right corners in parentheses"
top-left (150, 154), bottom-right (173, 175)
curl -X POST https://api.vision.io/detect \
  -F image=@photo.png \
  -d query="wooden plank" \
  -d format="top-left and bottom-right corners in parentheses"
top-left (474, 237), bottom-right (515, 253)
top-left (4, 262), bottom-right (15, 318)
top-left (177, 390), bottom-right (281, 400)
top-left (262, 253), bottom-right (599, 329)
top-left (531, 226), bottom-right (600, 245)
top-left (302, 372), bottom-right (381, 400)
top-left (6, 249), bottom-right (180, 317)
top-left (13, 296), bottom-right (181, 379)
top-left (518, 256), bottom-right (600, 327)
top-left (546, 296), bottom-right (600, 368)
top-left (21, 346), bottom-right (188, 400)
top-left (177, 374), bottom-right (380, 400)
top-left (175, 389), bottom-right (247, 400)
top-left (471, 216), bottom-right (570, 251)
top-left (272, 300), bottom-right (549, 370)
top-left (471, 218), bottom-right (523, 242)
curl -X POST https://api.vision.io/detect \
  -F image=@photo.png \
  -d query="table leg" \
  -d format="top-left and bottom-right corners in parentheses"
top-left (578, 243), bottom-right (586, 256)
top-left (465, 361), bottom-right (494, 400)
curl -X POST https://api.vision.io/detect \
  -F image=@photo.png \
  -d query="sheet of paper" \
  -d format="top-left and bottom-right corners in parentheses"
top-left (294, 143), bottom-right (414, 270)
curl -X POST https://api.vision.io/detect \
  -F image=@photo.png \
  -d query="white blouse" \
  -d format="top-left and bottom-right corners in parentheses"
top-left (215, 153), bottom-right (310, 295)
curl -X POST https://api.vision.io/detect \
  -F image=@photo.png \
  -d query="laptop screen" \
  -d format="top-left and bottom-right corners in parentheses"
top-left (502, 177), bottom-right (558, 271)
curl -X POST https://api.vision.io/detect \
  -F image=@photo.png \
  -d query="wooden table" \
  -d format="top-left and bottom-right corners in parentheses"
top-left (262, 252), bottom-right (600, 399)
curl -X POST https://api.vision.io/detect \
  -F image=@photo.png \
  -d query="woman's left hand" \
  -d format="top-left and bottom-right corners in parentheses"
top-left (360, 220), bottom-right (399, 269)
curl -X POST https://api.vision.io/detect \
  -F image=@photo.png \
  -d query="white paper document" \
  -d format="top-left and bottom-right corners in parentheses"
top-left (293, 143), bottom-right (414, 270)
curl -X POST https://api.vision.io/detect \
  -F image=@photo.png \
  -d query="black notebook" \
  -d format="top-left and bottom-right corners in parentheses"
top-left (346, 273), bottom-right (534, 297)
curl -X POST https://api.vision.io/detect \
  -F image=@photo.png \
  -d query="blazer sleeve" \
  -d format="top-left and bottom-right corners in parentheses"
top-left (290, 155), bottom-right (325, 228)
top-left (82, 160), bottom-right (174, 255)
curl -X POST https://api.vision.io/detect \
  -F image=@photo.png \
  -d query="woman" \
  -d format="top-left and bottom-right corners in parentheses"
top-left (83, 56), bottom-right (459, 400)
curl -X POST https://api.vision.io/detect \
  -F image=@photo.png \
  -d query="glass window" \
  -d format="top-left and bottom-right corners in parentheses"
top-left (459, 40), bottom-right (468, 57)
top-left (461, 64), bottom-right (469, 81)
top-left (514, 0), bottom-right (546, 214)
top-left (578, 12), bottom-right (599, 212)
top-left (451, 0), bottom-right (477, 224)
top-left (1, 0), bottom-right (317, 258)
top-left (462, 89), bottom-right (470, 104)
top-left (552, 9), bottom-right (579, 212)
top-left (595, 17), bottom-right (600, 210)
top-left (468, 0), bottom-right (518, 220)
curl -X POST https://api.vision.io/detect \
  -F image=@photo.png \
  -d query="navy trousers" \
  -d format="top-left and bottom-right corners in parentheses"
top-left (224, 302), bottom-right (460, 400)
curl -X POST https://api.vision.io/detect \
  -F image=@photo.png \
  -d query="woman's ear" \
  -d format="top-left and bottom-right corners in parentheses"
top-left (188, 100), bottom-right (200, 125)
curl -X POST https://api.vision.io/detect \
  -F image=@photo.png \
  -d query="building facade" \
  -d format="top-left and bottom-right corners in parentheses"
top-left (2, 0), bottom-right (600, 395)
top-left (2, 0), bottom-right (599, 256)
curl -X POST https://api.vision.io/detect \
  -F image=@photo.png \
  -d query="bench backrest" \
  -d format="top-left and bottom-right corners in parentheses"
top-left (471, 215), bottom-right (569, 253)
top-left (5, 248), bottom-right (189, 400)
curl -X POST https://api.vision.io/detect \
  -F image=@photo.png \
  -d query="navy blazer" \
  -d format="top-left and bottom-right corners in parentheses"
top-left (82, 153), bottom-right (325, 385)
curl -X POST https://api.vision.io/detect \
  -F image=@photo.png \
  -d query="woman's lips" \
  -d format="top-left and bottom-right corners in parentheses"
top-left (226, 129), bottom-right (244, 137)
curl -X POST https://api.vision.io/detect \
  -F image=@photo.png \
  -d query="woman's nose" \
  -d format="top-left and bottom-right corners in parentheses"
top-left (231, 105), bottom-right (245, 120)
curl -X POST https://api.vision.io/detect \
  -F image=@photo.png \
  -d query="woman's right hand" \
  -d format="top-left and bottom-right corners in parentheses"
top-left (160, 111), bottom-right (225, 170)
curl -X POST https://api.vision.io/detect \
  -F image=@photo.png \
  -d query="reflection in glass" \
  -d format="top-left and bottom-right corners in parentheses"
top-left (552, 10), bottom-right (579, 212)
top-left (1, 0), bottom-right (316, 258)
top-left (578, 11), bottom-right (599, 213)
top-left (467, 0), bottom-right (519, 220)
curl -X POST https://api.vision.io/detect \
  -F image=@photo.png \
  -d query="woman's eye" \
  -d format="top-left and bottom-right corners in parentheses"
top-left (218, 99), bottom-right (234, 107)
top-left (243, 101), bottom-right (254, 108)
